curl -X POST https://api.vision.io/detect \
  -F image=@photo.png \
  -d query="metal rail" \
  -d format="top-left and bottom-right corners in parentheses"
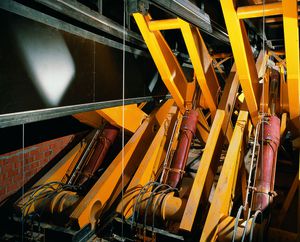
top-left (149, 0), bottom-right (230, 44)
top-left (0, 95), bottom-right (170, 128)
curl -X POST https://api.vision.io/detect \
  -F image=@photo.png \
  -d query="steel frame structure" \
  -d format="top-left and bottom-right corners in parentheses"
top-left (7, 1), bottom-right (300, 241)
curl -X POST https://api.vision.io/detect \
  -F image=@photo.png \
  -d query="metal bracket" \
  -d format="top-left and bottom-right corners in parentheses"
top-left (128, 0), bottom-right (149, 15)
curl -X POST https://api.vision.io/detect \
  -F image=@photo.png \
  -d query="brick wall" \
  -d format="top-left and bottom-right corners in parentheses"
top-left (0, 135), bottom-right (74, 202)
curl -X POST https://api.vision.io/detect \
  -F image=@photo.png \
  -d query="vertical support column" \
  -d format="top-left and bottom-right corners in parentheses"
top-left (220, 0), bottom-right (259, 125)
top-left (282, 0), bottom-right (300, 128)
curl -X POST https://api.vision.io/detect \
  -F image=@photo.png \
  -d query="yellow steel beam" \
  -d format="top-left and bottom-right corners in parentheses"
top-left (200, 111), bottom-right (248, 241)
top-left (117, 104), bottom-right (176, 218)
top-left (213, 53), bottom-right (232, 59)
top-left (280, 113), bottom-right (287, 138)
top-left (220, 0), bottom-right (260, 125)
top-left (197, 109), bottom-right (210, 143)
top-left (148, 18), bottom-right (181, 31)
top-left (69, 102), bottom-right (172, 228)
top-left (237, 2), bottom-right (283, 19)
top-left (279, 65), bottom-right (289, 113)
top-left (148, 17), bottom-right (221, 115)
top-left (218, 64), bottom-right (240, 142)
top-left (282, 0), bottom-right (300, 126)
top-left (180, 64), bottom-right (240, 231)
top-left (180, 22), bottom-right (220, 118)
top-left (73, 111), bottom-right (103, 128)
top-left (256, 50), bottom-right (269, 113)
top-left (134, 14), bottom-right (220, 116)
top-left (180, 110), bottom-right (225, 231)
top-left (97, 104), bottom-right (147, 133)
top-left (133, 13), bottom-right (193, 113)
top-left (256, 50), bottom-right (269, 81)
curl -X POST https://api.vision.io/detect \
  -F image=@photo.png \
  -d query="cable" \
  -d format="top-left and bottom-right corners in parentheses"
top-left (249, 210), bottom-right (262, 242)
top-left (131, 181), bottom-right (159, 228)
top-left (143, 184), bottom-right (172, 229)
top-left (232, 205), bottom-right (244, 242)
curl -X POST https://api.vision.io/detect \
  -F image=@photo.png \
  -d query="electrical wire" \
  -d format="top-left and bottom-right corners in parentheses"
top-left (249, 210), bottom-right (262, 242)
top-left (232, 205), bottom-right (244, 242)
top-left (121, 0), bottom-right (126, 239)
top-left (21, 182), bottom-right (78, 217)
top-left (143, 184), bottom-right (172, 230)
top-left (131, 181), bottom-right (159, 228)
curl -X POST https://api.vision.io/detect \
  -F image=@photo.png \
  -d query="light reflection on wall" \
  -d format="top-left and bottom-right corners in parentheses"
top-left (13, 24), bottom-right (75, 106)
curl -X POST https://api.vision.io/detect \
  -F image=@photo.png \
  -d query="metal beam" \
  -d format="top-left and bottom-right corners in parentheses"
top-left (34, 0), bottom-right (145, 48)
top-left (148, 0), bottom-right (230, 44)
top-left (180, 109), bottom-right (225, 231)
top-left (133, 13), bottom-right (193, 113)
top-left (117, 100), bottom-right (175, 217)
top-left (220, 0), bottom-right (260, 125)
top-left (70, 111), bottom-right (153, 228)
top-left (148, 18), bottom-right (220, 117)
top-left (0, 1), bottom-right (145, 55)
top-left (237, 2), bottom-right (283, 19)
top-left (180, 64), bottom-right (240, 232)
top-left (282, 0), bottom-right (300, 124)
top-left (200, 111), bottom-right (248, 241)
top-left (96, 104), bottom-right (147, 133)
top-left (0, 95), bottom-right (169, 128)
top-left (180, 21), bottom-right (220, 118)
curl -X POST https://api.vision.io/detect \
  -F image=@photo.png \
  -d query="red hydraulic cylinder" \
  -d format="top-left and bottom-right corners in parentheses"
top-left (78, 124), bottom-right (119, 185)
top-left (166, 109), bottom-right (198, 188)
top-left (252, 115), bottom-right (280, 211)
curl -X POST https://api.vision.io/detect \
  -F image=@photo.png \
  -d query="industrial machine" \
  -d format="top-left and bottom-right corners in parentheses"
top-left (0, 0), bottom-right (299, 241)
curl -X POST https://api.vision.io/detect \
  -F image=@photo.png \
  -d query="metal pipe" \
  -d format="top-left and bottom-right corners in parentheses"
top-left (77, 124), bottom-right (119, 185)
top-left (67, 129), bottom-right (101, 185)
top-left (166, 109), bottom-right (198, 188)
top-left (252, 115), bottom-right (280, 211)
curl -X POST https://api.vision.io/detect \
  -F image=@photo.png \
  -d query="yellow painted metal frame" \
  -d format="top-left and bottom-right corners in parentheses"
top-left (73, 104), bottom-right (147, 133)
top-left (200, 110), bottom-right (248, 241)
top-left (282, 0), bottom-right (300, 128)
top-left (180, 63), bottom-right (240, 231)
top-left (117, 101), bottom-right (177, 218)
top-left (179, 21), bottom-right (220, 117)
top-left (133, 13), bottom-right (220, 117)
top-left (237, 2), bottom-right (283, 19)
top-left (220, 0), bottom-right (259, 125)
top-left (69, 100), bottom-right (174, 228)
top-left (180, 109), bottom-right (225, 231)
top-left (133, 14), bottom-right (194, 113)
top-left (197, 108), bottom-right (210, 143)
top-left (97, 104), bottom-right (147, 133)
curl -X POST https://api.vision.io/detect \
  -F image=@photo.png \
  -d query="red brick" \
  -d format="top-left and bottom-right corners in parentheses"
top-left (12, 174), bottom-right (23, 183)
top-left (0, 188), bottom-right (6, 196)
